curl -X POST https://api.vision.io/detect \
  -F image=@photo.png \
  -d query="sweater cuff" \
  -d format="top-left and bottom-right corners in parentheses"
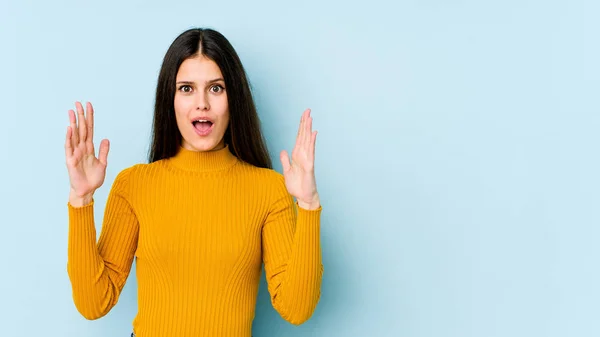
top-left (67, 198), bottom-right (95, 210)
top-left (295, 201), bottom-right (322, 213)
top-left (296, 201), bottom-right (322, 227)
top-left (67, 199), bottom-right (97, 244)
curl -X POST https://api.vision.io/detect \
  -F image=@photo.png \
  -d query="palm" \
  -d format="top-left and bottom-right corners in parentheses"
top-left (280, 109), bottom-right (319, 207)
top-left (65, 102), bottom-right (110, 197)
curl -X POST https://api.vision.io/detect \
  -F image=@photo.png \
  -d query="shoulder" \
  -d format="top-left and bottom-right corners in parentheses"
top-left (114, 160), bottom-right (167, 180)
top-left (233, 161), bottom-right (289, 198)
top-left (113, 163), bottom-right (145, 181)
top-left (237, 161), bottom-right (285, 186)
top-left (110, 163), bottom-right (147, 194)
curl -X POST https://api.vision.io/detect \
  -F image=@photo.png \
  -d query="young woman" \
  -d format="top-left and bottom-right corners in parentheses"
top-left (64, 28), bottom-right (323, 337)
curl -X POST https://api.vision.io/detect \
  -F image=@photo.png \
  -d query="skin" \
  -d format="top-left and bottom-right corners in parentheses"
top-left (65, 57), bottom-right (320, 210)
top-left (280, 108), bottom-right (321, 210)
top-left (175, 54), bottom-right (229, 152)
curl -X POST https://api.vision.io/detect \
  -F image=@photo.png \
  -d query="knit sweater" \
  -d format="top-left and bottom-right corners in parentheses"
top-left (66, 144), bottom-right (323, 337)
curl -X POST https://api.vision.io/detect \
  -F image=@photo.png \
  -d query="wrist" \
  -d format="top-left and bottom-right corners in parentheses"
top-left (69, 189), bottom-right (94, 207)
top-left (297, 195), bottom-right (321, 210)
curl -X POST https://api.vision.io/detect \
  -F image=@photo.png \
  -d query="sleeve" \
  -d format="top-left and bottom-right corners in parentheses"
top-left (66, 166), bottom-right (139, 320)
top-left (261, 173), bottom-right (324, 325)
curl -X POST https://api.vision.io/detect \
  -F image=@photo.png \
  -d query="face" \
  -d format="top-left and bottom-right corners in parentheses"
top-left (174, 54), bottom-right (229, 152)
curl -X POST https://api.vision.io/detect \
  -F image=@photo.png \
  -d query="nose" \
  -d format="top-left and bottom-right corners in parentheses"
top-left (196, 92), bottom-right (210, 111)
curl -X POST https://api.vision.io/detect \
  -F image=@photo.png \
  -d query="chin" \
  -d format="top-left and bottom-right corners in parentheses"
top-left (183, 136), bottom-right (225, 152)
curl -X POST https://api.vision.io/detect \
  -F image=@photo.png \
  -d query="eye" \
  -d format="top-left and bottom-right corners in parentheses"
top-left (179, 85), bottom-right (193, 93)
top-left (210, 85), bottom-right (225, 93)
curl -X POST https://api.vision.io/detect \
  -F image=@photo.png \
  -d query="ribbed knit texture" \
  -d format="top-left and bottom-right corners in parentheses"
top-left (66, 144), bottom-right (323, 337)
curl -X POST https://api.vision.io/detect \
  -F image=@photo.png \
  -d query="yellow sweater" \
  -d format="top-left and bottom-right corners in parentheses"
top-left (67, 144), bottom-right (323, 336)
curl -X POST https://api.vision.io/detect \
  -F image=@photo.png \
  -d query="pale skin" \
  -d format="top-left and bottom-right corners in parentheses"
top-left (65, 102), bottom-right (321, 210)
top-left (281, 109), bottom-right (321, 210)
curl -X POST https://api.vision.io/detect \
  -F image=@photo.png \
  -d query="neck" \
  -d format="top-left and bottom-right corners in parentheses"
top-left (167, 144), bottom-right (238, 172)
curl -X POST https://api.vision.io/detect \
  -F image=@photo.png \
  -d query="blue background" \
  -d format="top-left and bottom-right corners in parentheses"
top-left (0, 0), bottom-right (599, 336)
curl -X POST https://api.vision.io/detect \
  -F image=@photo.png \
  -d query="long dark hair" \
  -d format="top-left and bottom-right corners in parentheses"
top-left (148, 28), bottom-right (272, 169)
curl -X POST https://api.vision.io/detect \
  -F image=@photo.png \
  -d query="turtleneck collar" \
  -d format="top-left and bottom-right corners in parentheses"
top-left (167, 144), bottom-right (238, 173)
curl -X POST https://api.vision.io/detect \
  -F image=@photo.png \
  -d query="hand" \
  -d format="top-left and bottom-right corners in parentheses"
top-left (64, 102), bottom-right (110, 205)
top-left (280, 109), bottom-right (320, 210)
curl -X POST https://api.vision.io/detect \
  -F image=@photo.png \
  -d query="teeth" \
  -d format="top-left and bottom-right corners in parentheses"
top-left (194, 119), bottom-right (209, 123)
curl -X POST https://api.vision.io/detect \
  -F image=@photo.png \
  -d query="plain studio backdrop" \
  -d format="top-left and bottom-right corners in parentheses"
top-left (1, 0), bottom-right (599, 336)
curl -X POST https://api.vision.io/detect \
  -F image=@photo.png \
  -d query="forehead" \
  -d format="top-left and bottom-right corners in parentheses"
top-left (176, 55), bottom-right (223, 81)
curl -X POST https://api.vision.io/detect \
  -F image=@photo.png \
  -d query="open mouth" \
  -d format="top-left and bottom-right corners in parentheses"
top-left (192, 119), bottom-right (214, 133)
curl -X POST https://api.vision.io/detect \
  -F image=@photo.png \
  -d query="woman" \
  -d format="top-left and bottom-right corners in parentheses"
top-left (64, 28), bottom-right (323, 337)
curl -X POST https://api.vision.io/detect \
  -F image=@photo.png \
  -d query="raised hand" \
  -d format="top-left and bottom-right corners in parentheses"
top-left (64, 102), bottom-right (110, 206)
top-left (279, 108), bottom-right (321, 210)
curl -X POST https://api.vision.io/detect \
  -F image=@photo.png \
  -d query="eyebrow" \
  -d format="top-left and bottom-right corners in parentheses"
top-left (176, 78), bottom-right (225, 85)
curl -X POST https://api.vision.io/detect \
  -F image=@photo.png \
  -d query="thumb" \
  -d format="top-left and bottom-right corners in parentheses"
top-left (98, 139), bottom-right (110, 166)
top-left (280, 150), bottom-right (291, 173)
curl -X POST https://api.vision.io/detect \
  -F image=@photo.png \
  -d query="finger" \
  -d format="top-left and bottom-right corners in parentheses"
top-left (303, 109), bottom-right (311, 145)
top-left (86, 102), bottom-right (95, 149)
top-left (65, 126), bottom-right (73, 158)
top-left (69, 109), bottom-right (79, 146)
top-left (295, 110), bottom-right (306, 150)
top-left (76, 101), bottom-right (87, 144)
top-left (98, 139), bottom-right (110, 166)
top-left (298, 109), bottom-right (310, 150)
top-left (299, 110), bottom-right (307, 149)
top-left (304, 114), bottom-right (313, 149)
top-left (310, 130), bottom-right (317, 163)
top-left (280, 150), bottom-right (291, 172)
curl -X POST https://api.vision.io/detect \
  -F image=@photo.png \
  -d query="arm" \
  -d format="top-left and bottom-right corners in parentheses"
top-left (262, 175), bottom-right (324, 325)
top-left (67, 166), bottom-right (139, 320)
